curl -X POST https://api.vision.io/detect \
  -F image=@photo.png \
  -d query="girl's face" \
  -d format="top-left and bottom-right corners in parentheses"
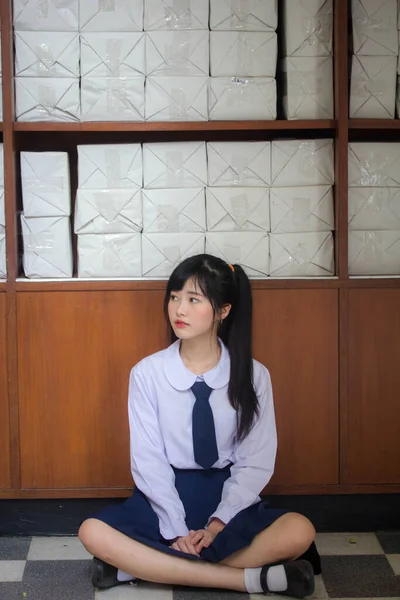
top-left (168, 277), bottom-right (217, 340)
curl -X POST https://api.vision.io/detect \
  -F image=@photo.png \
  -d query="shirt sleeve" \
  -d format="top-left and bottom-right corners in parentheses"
top-left (128, 362), bottom-right (190, 540)
top-left (207, 364), bottom-right (277, 526)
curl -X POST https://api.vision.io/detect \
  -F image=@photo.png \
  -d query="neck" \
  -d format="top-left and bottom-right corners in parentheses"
top-left (179, 334), bottom-right (221, 375)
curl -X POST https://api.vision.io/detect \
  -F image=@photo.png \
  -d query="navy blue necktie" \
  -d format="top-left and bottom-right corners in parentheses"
top-left (191, 381), bottom-right (219, 469)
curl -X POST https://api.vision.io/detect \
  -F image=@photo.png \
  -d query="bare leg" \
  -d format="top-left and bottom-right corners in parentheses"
top-left (222, 513), bottom-right (316, 569)
top-left (79, 512), bottom-right (315, 591)
top-left (79, 519), bottom-right (246, 592)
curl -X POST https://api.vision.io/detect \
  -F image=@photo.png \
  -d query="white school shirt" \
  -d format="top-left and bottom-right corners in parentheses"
top-left (128, 339), bottom-right (277, 541)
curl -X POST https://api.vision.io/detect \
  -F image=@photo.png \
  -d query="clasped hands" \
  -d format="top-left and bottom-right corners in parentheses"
top-left (170, 529), bottom-right (215, 555)
top-left (169, 518), bottom-right (225, 556)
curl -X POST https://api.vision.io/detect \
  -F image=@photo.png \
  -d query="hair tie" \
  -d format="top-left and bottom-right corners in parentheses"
top-left (228, 263), bottom-right (235, 273)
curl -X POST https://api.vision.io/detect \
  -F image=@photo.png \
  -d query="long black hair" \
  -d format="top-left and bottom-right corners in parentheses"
top-left (164, 253), bottom-right (259, 442)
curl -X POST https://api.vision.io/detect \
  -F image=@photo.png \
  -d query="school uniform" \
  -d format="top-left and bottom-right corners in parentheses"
top-left (94, 339), bottom-right (321, 573)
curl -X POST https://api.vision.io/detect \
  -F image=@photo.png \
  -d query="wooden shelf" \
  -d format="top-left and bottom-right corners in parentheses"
top-left (13, 120), bottom-right (336, 133)
top-left (349, 119), bottom-right (400, 130)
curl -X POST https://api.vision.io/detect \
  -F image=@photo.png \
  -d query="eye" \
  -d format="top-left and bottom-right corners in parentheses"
top-left (189, 297), bottom-right (200, 303)
top-left (169, 294), bottom-right (178, 301)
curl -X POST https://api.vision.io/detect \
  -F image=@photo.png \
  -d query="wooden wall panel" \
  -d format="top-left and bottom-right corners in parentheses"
top-left (253, 290), bottom-right (339, 486)
top-left (346, 289), bottom-right (400, 484)
top-left (0, 293), bottom-right (11, 489)
top-left (17, 291), bottom-right (166, 490)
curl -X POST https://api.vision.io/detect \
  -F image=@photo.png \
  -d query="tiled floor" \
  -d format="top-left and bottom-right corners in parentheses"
top-left (0, 532), bottom-right (399, 600)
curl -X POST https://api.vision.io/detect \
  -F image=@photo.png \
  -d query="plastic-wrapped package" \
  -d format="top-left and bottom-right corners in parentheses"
top-left (207, 141), bottom-right (271, 187)
top-left (21, 151), bottom-right (71, 217)
top-left (282, 56), bottom-right (333, 119)
top-left (282, 0), bottom-right (332, 56)
top-left (142, 232), bottom-right (205, 276)
top-left (210, 0), bottom-right (277, 31)
top-left (80, 33), bottom-right (145, 77)
top-left (145, 76), bottom-right (208, 121)
top-left (349, 187), bottom-right (400, 230)
top-left (15, 77), bottom-right (80, 121)
top-left (206, 187), bottom-right (270, 232)
top-left (206, 231), bottom-right (269, 277)
top-left (352, 0), bottom-right (398, 55)
top-left (348, 143), bottom-right (400, 187)
top-left (210, 32), bottom-right (277, 77)
top-left (144, 0), bottom-right (209, 30)
top-left (13, 0), bottom-right (79, 31)
top-left (350, 55), bottom-right (396, 119)
top-left (75, 189), bottom-right (142, 234)
top-left (143, 142), bottom-right (207, 188)
top-left (146, 31), bottom-right (209, 76)
top-left (79, 0), bottom-right (143, 31)
top-left (269, 232), bottom-right (334, 277)
top-left (21, 214), bottom-right (73, 278)
top-left (271, 139), bottom-right (334, 187)
top-left (78, 144), bottom-right (142, 189)
top-left (78, 233), bottom-right (141, 277)
top-left (14, 32), bottom-right (79, 77)
top-left (209, 77), bottom-right (276, 120)
top-left (348, 230), bottom-right (400, 275)
top-left (81, 76), bottom-right (145, 121)
top-left (142, 188), bottom-right (206, 232)
top-left (270, 186), bottom-right (334, 233)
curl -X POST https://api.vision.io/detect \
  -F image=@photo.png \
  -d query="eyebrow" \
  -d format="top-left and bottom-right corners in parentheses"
top-left (187, 290), bottom-right (203, 296)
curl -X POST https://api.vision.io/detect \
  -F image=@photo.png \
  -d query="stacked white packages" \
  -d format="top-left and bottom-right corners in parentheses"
top-left (80, 1), bottom-right (145, 121)
top-left (350, 0), bottom-right (398, 118)
top-left (281, 0), bottom-right (333, 119)
top-left (209, 0), bottom-right (277, 120)
top-left (270, 139), bottom-right (335, 276)
top-left (142, 142), bottom-right (206, 276)
top-left (0, 145), bottom-right (5, 278)
top-left (20, 152), bottom-right (73, 277)
top-left (144, 1), bottom-right (208, 121)
top-left (14, 0), bottom-right (80, 121)
top-left (205, 142), bottom-right (271, 277)
top-left (348, 143), bottom-right (400, 275)
top-left (76, 144), bottom-right (143, 277)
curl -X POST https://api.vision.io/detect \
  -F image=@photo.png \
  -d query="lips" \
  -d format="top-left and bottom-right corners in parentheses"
top-left (175, 320), bottom-right (188, 327)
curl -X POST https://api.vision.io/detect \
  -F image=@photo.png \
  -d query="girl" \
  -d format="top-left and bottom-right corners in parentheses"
top-left (79, 254), bottom-right (321, 597)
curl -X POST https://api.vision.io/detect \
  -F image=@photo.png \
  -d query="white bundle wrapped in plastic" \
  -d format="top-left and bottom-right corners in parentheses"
top-left (282, 56), bottom-right (333, 119)
top-left (78, 232), bottom-right (142, 278)
top-left (20, 151), bottom-right (71, 217)
top-left (349, 230), bottom-right (400, 275)
top-left (269, 232), bottom-right (334, 277)
top-left (206, 231), bottom-right (269, 277)
top-left (142, 232), bottom-right (205, 277)
top-left (21, 214), bottom-right (73, 278)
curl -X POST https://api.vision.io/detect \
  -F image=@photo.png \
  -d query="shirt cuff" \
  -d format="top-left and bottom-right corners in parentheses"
top-left (159, 520), bottom-right (189, 541)
top-left (207, 505), bottom-right (234, 528)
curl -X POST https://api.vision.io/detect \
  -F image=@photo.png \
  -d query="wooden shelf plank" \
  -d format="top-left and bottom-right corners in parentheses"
top-left (349, 119), bottom-right (400, 130)
top-left (14, 120), bottom-right (336, 133)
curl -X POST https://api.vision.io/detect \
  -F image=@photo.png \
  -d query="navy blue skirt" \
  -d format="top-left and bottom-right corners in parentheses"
top-left (93, 466), bottom-right (321, 574)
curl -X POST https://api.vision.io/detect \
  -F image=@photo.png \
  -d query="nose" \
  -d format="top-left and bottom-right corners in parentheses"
top-left (176, 298), bottom-right (187, 317)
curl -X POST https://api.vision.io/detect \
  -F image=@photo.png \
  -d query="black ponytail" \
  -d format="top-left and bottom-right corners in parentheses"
top-left (219, 264), bottom-right (259, 442)
top-left (164, 254), bottom-right (259, 443)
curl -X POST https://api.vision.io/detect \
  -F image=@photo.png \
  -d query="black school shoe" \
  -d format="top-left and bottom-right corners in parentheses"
top-left (91, 557), bottom-right (138, 590)
top-left (260, 560), bottom-right (315, 598)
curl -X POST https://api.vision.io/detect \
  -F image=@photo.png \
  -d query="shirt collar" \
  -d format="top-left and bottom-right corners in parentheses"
top-left (164, 338), bottom-right (230, 391)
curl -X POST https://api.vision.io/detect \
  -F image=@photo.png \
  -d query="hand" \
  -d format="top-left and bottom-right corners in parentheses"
top-left (190, 529), bottom-right (217, 553)
top-left (170, 531), bottom-right (200, 556)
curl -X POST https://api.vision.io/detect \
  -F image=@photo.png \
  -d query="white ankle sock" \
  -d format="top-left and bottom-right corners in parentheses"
top-left (117, 569), bottom-right (135, 582)
top-left (244, 567), bottom-right (263, 594)
top-left (266, 565), bottom-right (288, 592)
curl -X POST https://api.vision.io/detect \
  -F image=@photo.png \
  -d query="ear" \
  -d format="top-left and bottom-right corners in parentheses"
top-left (220, 304), bottom-right (232, 322)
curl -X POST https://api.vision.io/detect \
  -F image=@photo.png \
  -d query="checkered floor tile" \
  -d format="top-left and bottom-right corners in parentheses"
top-left (0, 533), bottom-right (399, 600)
